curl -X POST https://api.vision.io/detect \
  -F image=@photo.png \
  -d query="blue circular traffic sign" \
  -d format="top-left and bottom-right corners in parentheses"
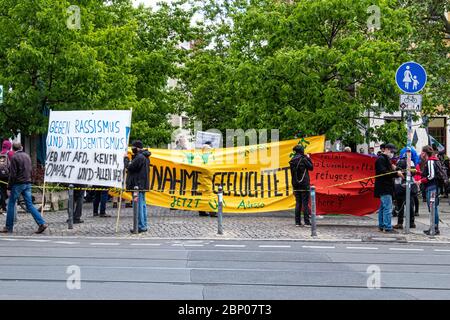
top-left (395, 61), bottom-right (427, 93)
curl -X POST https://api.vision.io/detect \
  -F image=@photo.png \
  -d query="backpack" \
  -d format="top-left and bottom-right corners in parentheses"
top-left (434, 160), bottom-right (448, 185)
top-left (0, 153), bottom-right (10, 179)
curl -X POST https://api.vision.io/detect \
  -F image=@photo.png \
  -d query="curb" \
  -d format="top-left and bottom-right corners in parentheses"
top-left (2, 235), bottom-right (450, 245)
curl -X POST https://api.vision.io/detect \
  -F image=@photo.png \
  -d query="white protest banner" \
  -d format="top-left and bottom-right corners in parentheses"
top-left (194, 131), bottom-right (221, 149)
top-left (45, 110), bottom-right (132, 188)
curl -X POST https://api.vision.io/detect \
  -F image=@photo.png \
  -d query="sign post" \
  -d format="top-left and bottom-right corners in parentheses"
top-left (395, 61), bottom-right (427, 234)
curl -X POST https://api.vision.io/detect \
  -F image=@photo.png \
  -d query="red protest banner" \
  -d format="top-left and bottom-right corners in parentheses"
top-left (310, 152), bottom-right (380, 216)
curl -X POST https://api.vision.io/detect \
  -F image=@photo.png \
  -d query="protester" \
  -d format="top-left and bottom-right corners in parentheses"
top-left (437, 151), bottom-right (449, 198)
top-left (374, 143), bottom-right (403, 233)
top-left (398, 146), bottom-right (421, 217)
top-left (0, 140), bottom-right (14, 215)
top-left (419, 151), bottom-right (427, 202)
top-left (368, 147), bottom-right (376, 157)
top-left (398, 146), bottom-right (420, 168)
top-left (393, 152), bottom-right (417, 229)
top-left (344, 147), bottom-right (351, 152)
top-left (0, 142), bottom-right (48, 234)
top-left (125, 140), bottom-right (151, 233)
top-left (413, 162), bottom-right (422, 216)
top-left (64, 183), bottom-right (85, 224)
top-left (289, 145), bottom-right (313, 227)
top-left (417, 145), bottom-right (443, 235)
top-left (359, 148), bottom-right (365, 154)
top-left (93, 188), bottom-right (111, 217)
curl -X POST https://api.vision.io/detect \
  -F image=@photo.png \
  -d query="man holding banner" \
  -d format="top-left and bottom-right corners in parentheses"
top-left (125, 140), bottom-right (151, 233)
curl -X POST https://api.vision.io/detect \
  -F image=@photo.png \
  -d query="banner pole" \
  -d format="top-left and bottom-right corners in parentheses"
top-left (40, 182), bottom-right (46, 217)
top-left (115, 171), bottom-right (127, 233)
top-left (115, 108), bottom-right (133, 233)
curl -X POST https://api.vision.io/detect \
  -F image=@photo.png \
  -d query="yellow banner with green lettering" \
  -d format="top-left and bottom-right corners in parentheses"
top-left (121, 135), bottom-right (325, 213)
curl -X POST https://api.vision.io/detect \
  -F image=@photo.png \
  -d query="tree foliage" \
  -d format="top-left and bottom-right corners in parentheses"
top-left (0, 0), bottom-right (195, 146)
top-left (183, 0), bottom-right (450, 146)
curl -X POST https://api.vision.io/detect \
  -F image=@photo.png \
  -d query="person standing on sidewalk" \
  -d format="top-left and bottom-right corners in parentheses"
top-left (93, 187), bottom-right (111, 217)
top-left (124, 140), bottom-right (151, 233)
top-left (289, 145), bottom-right (313, 227)
top-left (417, 145), bottom-right (442, 235)
top-left (374, 143), bottom-right (403, 233)
top-left (0, 140), bottom-right (14, 215)
top-left (393, 152), bottom-right (417, 230)
top-left (0, 142), bottom-right (47, 234)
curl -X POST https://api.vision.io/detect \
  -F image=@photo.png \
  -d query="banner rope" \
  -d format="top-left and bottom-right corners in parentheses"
top-left (0, 170), bottom-right (413, 194)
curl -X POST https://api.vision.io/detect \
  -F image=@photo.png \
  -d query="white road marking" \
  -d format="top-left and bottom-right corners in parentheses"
top-left (215, 244), bottom-right (246, 248)
top-left (0, 238), bottom-right (19, 241)
top-left (259, 245), bottom-right (291, 248)
top-left (389, 248), bottom-right (424, 252)
top-left (183, 244), bottom-right (204, 247)
top-left (26, 239), bottom-right (51, 242)
top-left (54, 241), bottom-right (79, 245)
top-left (90, 243), bottom-right (120, 246)
top-left (346, 247), bottom-right (379, 250)
top-left (130, 243), bottom-right (161, 246)
top-left (302, 245), bottom-right (335, 249)
top-left (434, 249), bottom-right (450, 252)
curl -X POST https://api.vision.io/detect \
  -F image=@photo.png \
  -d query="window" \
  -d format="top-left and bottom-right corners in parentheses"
top-left (428, 117), bottom-right (447, 152)
top-left (181, 116), bottom-right (189, 128)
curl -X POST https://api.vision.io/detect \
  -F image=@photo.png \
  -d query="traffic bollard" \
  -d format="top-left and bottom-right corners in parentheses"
top-left (133, 186), bottom-right (139, 234)
top-left (429, 190), bottom-right (436, 236)
top-left (68, 184), bottom-right (74, 230)
top-left (310, 185), bottom-right (317, 237)
top-left (218, 186), bottom-right (223, 235)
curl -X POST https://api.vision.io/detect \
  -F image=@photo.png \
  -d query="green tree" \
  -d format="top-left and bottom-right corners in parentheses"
top-left (183, 0), bottom-right (449, 146)
top-left (0, 0), bottom-right (195, 147)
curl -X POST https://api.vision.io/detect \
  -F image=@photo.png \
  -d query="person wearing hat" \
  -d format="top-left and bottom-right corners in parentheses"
top-left (393, 149), bottom-right (417, 229)
top-left (374, 143), bottom-right (404, 233)
top-left (289, 145), bottom-right (314, 227)
top-left (124, 140), bottom-right (151, 233)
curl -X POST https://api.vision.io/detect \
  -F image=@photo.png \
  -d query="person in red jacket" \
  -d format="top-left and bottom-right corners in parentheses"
top-left (416, 145), bottom-right (441, 235)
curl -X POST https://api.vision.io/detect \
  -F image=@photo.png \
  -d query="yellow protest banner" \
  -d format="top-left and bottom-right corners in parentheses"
top-left (120, 135), bottom-right (325, 213)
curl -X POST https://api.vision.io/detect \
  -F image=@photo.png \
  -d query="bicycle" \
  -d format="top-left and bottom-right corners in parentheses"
top-left (403, 95), bottom-right (417, 104)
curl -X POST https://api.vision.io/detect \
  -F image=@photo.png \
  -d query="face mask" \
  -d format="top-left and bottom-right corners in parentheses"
top-left (388, 152), bottom-right (394, 159)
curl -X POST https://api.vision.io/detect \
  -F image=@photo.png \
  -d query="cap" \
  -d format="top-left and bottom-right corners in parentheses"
top-left (293, 145), bottom-right (304, 154)
top-left (384, 143), bottom-right (397, 152)
top-left (132, 140), bottom-right (143, 149)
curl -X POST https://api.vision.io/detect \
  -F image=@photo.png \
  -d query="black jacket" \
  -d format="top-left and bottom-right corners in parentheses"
top-left (374, 154), bottom-right (397, 198)
top-left (125, 150), bottom-right (151, 191)
top-left (289, 154), bottom-right (313, 191)
top-left (394, 158), bottom-right (418, 196)
top-left (8, 150), bottom-right (33, 186)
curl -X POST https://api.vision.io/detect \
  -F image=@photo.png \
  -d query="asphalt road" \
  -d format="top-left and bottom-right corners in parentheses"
top-left (1, 237), bottom-right (450, 300)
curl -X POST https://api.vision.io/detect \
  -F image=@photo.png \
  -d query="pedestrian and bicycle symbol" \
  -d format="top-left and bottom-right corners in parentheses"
top-left (395, 62), bottom-right (427, 94)
top-left (400, 94), bottom-right (422, 111)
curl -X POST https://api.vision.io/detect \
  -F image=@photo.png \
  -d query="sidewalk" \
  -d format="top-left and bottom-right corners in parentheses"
top-left (1, 198), bottom-right (449, 242)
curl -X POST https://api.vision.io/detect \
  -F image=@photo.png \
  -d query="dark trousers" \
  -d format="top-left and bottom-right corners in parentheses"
top-left (0, 180), bottom-right (8, 211)
top-left (413, 194), bottom-right (419, 214)
top-left (73, 189), bottom-right (84, 221)
top-left (439, 181), bottom-right (448, 197)
top-left (420, 184), bottom-right (426, 201)
top-left (93, 190), bottom-right (108, 215)
top-left (294, 191), bottom-right (310, 224)
top-left (396, 195), bottom-right (415, 226)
